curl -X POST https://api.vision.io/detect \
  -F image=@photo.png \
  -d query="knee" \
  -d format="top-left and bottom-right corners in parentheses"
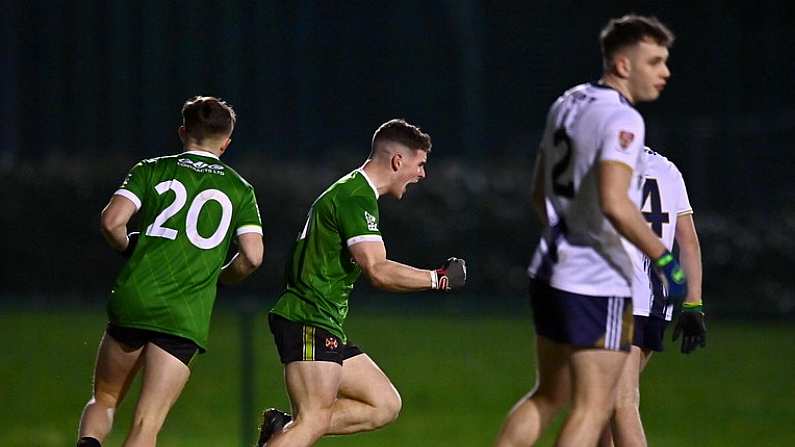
top-left (532, 387), bottom-right (569, 413)
top-left (372, 389), bottom-right (402, 428)
top-left (614, 387), bottom-right (640, 411)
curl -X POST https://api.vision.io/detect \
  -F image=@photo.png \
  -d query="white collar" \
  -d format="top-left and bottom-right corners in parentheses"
top-left (184, 150), bottom-right (220, 160)
top-left (355, 168), bottom-right (380, 198)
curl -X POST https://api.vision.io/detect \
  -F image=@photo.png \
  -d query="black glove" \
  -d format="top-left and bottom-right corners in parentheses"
top-left (121, 232), bottom-right (140, 259)
top-left (672, 302), bottom-right (706, 354)
top-left (432, 257), bottom-right (467, 291)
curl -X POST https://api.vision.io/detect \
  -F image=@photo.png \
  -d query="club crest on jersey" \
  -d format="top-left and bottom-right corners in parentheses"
top-left (618, 131), bottom-right (635, 150)
top-left (177, 158), bottom-right (225, 175)
top-left (364, 211), bottom-right (378, 231)
top-left (325, 337), bottom-right (339, 350)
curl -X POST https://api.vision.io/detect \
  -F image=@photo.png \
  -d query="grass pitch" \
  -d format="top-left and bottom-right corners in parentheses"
top-left (1, 307), bottom-right (792, 446)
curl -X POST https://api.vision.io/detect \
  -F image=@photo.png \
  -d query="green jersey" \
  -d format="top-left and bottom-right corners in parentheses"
top-left (109, 150), bottom-right (261, 350)
top-left (271, 169), bottom-right (381, 342)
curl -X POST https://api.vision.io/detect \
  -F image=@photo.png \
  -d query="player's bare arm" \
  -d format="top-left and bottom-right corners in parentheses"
top-left (99, 195), bottom-right (138, 252)
top-left (675, 214), bottom-right (702, 304)
top-left (80, 96), bottom-right (251, 447)
top-left (530, 151), bottom-right (548, 226)
top-left (219, 233), bottom-right (264, 285)
top-left (672, 212), bottom-right (706, 353)
top-left (349, 241), bottom-right (448, 292)
top-left (598, 160), bottom-right (667, 259)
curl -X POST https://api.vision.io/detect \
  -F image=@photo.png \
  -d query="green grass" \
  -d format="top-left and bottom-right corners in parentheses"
top-left (1, 309), bottom-right (793, 446)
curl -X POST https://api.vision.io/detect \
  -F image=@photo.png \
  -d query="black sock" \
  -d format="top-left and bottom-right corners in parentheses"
top-left (77, 436), bottom-right (101, 447)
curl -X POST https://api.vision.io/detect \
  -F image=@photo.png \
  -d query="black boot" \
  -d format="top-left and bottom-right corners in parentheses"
top-left (255, 408), bottom-right (292, 447)
top-left (77, 437), bottom-right (101, 447)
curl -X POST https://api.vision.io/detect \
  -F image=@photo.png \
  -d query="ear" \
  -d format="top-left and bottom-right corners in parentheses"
top-left (220, 138), bottom-right (231, 154)
top-left (390, 152), bottom-right (403, 172)
top-left (614, 54), bottom-right (631, 78)
top-left (178, 126), bottom-right (187, 143)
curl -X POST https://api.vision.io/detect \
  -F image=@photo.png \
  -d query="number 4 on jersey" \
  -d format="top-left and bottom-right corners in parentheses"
top-left (641, 178), bottom-right (668, 237)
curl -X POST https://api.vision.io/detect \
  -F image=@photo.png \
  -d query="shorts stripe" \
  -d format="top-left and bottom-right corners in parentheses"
top-left (303, 325), bottom-right (315, 361)
top-left (605, 297), bottom-right (623, 350)
top-left (605, 297), bottom-right (616, 349)
top-left (617, 298), bottom-right (625, 348)
top-left (606, 298), bottom-right (612, 349)
top-left (614, 297), bottom-right (620, 349)
top-left (616, 298), bottom-right (622, 349)
top-left (616, 297), bottom-right (627, 349)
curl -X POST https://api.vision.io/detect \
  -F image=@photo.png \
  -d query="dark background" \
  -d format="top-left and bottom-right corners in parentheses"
top-left (2, 1), bottom-right (793, 317)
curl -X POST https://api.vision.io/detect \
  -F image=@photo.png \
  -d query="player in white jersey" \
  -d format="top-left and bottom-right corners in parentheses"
top-left (495, 15), bottom-right (685, 447)
top-left (600, 148), bottom-right (705, 446)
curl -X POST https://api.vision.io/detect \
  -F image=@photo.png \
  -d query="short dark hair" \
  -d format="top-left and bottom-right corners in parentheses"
top-left (371, 118), bottom-right (432, 154)
top-left (600, 15), bottom-right (675, 67)
top-left (181, 96), bottom-right (236, 140)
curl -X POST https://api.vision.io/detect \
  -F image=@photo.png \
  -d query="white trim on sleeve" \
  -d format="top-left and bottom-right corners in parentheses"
top-left (114, 189), bottom-right (142, 210)
top-left (236, 225), bottom-right (263, 236)
top-left (346, 234), bottom-right (383, 247)
top-left (677, 209), bottom-right (694, 216)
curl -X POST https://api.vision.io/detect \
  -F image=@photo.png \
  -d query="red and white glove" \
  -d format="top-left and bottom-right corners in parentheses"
top-left (431, 257), bottom-right (467, 291)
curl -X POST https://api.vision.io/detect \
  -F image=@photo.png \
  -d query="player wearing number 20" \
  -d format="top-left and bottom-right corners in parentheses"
top-left (495, 15), bottom-right (685, 447)
top-left (76, 97), bottom-right (263, 447)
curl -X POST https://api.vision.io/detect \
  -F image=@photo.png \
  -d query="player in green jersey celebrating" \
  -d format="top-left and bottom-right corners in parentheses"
top-left (76, 97), bottom-right (264, 447)
top-left (257, 119), bottom-right (467, 447)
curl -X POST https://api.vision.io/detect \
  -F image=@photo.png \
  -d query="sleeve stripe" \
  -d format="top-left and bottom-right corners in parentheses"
top-left (346, 234), bottom-right (383, 247)
top-left (236, 225), bottom-right (263, 236)
top-left (114, 189), bottom-right (142, 210)
top-left (677, 209), bottom-right (694, 216)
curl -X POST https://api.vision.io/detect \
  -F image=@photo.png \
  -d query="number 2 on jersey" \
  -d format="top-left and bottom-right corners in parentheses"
top-left (146, 179), bottom-right (233, 250)
top-left (551, 128), bottom-right (575, 198)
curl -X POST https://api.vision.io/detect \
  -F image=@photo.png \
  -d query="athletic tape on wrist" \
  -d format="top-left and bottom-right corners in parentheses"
top-left (682, 302), bottom-right (703, 312)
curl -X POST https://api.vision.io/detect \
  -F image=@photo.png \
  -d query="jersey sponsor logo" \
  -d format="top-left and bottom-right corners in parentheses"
top-left (618, 131), bottom-right (635, 149)
top-left (364, 211), bottom-right (378, 231)
top-left (177, 158), bottom-right (225, 175)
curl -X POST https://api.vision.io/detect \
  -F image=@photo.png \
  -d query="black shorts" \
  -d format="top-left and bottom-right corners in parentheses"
top-left (632, 315), bottom-right (669, 352)
top-left (106, 324), bottom-right (201, 366)
top-left (530, 279), bottom-right (634, 352)
top-left (268, 313), bottom-right (363, 365)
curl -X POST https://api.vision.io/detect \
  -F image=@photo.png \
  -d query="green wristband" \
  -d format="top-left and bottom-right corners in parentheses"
top-left (682, 302), bottom-right (703, 313)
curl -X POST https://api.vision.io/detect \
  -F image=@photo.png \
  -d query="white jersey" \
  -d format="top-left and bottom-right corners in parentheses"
top-left (528, 83), bottom-right (646, 297)
top-left (631, 148), bottom-right (693, 319)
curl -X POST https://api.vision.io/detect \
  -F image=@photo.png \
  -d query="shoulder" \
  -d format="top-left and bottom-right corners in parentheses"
top-left (152, 154), bottom-right (180, 164)
top-left (219, 162), bottom-right (256, 190)
top-left (598, 107), bottom-right (644, 147)
top-left (132, 155), bottom-right (167, 169)
top-left (329, 173), bottom-right (377, 210)
top-left (331, 171), bottom-right (373, 197)
top-left (550, 83), bottom-right (591, 109)
top-left (605, 105), bottom-right (643, 126)
top-left (643, 147), bottom-right (683, 179)
top-left (560, 83), bottom-right (591, 99)
top-left (131, 154), bottom-right (188, 174)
